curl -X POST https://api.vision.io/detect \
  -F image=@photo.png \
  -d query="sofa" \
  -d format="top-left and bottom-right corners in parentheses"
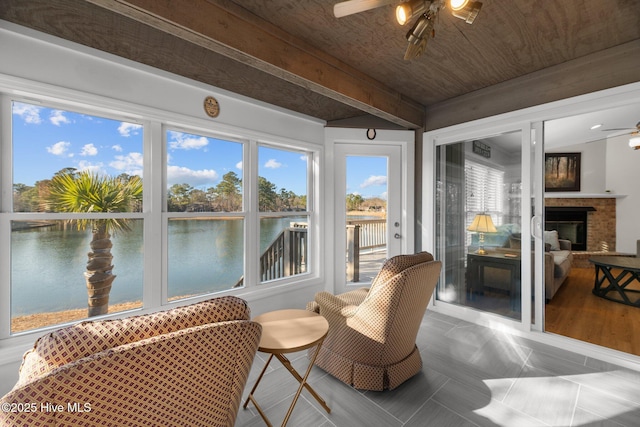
top-left (0, 296), bottom-right (262, 427)
top-left (491, 230), bottom-right (573, 301)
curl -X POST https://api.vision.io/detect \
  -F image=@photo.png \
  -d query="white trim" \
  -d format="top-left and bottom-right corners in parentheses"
top-left (326, 128), bottom-right (415, 294)
top-left (423, 82), bottom-right (640, 369)
top-left (0, 22), bottom-right (326, 365)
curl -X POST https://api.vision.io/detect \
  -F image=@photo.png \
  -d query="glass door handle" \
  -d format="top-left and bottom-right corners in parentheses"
top-left (531, 215), bottom-right (542, 239)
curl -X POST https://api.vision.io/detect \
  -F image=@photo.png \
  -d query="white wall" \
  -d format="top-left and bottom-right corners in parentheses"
top-left (546, 136), bottom-right (640, 253)
top-left (606, 134), bottom-right (640, 254)
top-left (546, 139), bottom-right (607, 194)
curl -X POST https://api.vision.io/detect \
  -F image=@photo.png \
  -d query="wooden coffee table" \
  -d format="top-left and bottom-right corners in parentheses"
top-left (243, 309), bottom-right (331, 427)
top-left (590, 256), bottom-right (640, 307)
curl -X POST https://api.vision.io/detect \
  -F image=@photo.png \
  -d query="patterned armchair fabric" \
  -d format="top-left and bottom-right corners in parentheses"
top-left (307, 252), bottom-right (441, 391)
top-left (0, 296), bottom-right (262, 427)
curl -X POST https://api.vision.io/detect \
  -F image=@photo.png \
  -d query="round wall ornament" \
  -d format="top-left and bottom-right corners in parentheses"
top-left (204, 96), bottom-right (220, 118)
top-left (366, 129), bottom-right (376, 140)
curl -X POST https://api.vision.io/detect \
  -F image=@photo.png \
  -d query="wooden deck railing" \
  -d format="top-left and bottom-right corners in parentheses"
top-left (260, 226), bottom-right (307, 281)
top-left (235, 219), bottom-right (386, 286)
top-left (235, 223), bottom-right (307, 287)
top-left (346, 219), bottom-right (386, 282)
top-left (347, 219), bottom-right (386, 250)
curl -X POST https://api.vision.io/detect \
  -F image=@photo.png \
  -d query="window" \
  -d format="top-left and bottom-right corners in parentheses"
top-left (2, 96), bottom-right (318, 338)
top-left (9, 101), bottom-right (144, 333)
top-left (258, 145), bottom-right (310, 282)
top-left (465, 159), bottom-right (505, 245)
top-left (165, 129), bottom-right (245, 299)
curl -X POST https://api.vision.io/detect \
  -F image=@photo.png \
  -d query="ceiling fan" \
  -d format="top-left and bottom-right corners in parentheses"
top-left (333, 0), bottom-right (482, 60)
top-left (601, 121), bottom-right (640, 150)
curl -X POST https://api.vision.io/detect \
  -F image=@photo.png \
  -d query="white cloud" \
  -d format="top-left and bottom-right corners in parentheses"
top-left (112, 144), bottom-right (123, 152)
top-left (168, 131), bottom-right (209, 150)
top-left (236, 161), bottom-right (243, 170)
top-left (167, 165), bottom-right (218, 187)
top-left (12, 103), bottom-right (42, 124)
top-left (360, 175), bottom-right (387, 188)
top-left (46, 141), bottom-right (72, 157)
top-left (80, 143), bottom-right (98, 156)
top-left (77, 160), bottom-right (105, 174)
top-left (264, 159), bottom-right (282, 169)
top-left (50, 110), bottom-right (70, 126)
top-left (118, 122), bottom-right (142, 137)
top-left (110, 152), bottom-right (143, 173)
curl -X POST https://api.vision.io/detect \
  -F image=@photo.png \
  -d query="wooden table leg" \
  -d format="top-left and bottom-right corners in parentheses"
top-left (243, 354), bottom-right (275, 427)
top-left (279, 341), bottom-right (330, 427)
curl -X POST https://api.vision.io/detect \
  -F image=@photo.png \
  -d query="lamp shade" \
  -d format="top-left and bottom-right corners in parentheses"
top-left (629, 136), bottom-right (640, 150)
top-left (467, 213), bottom-right (497, 233)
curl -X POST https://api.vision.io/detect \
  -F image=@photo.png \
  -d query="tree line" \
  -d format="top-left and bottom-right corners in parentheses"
top-left (13, 169), bottom-right (307, 213)
top-left (346, 193), bottom-right (386, 212)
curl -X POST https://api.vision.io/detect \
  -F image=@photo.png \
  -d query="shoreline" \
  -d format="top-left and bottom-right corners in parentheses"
top-left (11, 301), bottom-right (144, 333)
top-left (11, 213), bottom-right (386, 333)
top-left (11, 294), bottom-right (204, 333)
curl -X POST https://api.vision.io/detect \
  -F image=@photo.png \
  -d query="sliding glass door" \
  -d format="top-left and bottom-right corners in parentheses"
top-left (433, 128), bottom-right (538, 324)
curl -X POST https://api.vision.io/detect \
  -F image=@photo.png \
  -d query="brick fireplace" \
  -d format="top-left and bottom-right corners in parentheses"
top-left (544, 197), bottom-right (616, 252)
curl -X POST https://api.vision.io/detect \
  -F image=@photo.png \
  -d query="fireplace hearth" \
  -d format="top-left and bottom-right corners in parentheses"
top-left (545, 206), bottom-right (596, 251)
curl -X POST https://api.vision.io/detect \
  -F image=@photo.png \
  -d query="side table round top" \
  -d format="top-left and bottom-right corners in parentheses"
top-left (253, 309), bottom-right (329, 353)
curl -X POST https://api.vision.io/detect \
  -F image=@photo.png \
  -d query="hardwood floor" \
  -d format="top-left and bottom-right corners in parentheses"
top-left (545, 267), bottom-right (640, 356)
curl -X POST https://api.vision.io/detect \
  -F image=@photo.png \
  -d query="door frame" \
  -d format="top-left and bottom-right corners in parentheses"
top-left (422, 82), bottom-right (640, 370)
top-left (325, 128), bottom-right (415, 295)
top-left (424, 122), bottom-right (536, 332)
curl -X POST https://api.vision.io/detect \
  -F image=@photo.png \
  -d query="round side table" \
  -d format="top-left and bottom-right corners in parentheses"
top-left (243, 309), bottom-right (331, 427)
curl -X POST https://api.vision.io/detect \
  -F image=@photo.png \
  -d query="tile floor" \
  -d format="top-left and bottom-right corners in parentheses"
top-left (237, 310), bottom-right (640, 427)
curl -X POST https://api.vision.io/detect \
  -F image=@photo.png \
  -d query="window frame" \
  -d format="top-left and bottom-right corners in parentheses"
top-left (0, 91), bottom-right (321, 344)
top-left (256, 142), bottom-right (314, 285)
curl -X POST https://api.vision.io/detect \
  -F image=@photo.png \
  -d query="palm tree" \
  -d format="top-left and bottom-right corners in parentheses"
top-left (46, 170), bottom-right (143, 317)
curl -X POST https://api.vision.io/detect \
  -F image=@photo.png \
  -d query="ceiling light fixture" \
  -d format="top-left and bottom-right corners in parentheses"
top-left (404, 12), bottom-right (436, 60)
top-left (450, 0), bottom-right (482, 23)
top-left (449, 0), bottom-right (468, 10)
top-left (396, 0), bottom-right (429, 26)
top-left (629, 135), bottom-right (640, 150)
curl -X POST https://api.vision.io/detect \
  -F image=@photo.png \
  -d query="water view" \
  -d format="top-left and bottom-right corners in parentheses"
top-left (11, 216), bottom-right (306, 317)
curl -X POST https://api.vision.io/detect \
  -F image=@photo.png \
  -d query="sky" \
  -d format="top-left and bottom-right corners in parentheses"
top-left (346, 156), bottom-right (388, 199)
top-left (11, 101), bottom-right (388, 199)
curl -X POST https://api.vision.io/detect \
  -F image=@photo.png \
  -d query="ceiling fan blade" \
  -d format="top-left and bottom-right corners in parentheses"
top-left (334, 0), bottom-right (396, 18)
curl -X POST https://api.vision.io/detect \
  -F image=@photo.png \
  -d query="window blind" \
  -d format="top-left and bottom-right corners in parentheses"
top-left (465, 160), bottom-right (504, 232)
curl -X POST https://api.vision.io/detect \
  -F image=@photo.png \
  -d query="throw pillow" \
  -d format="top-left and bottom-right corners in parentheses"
top-left (544, 230), bottom-right (560, 251)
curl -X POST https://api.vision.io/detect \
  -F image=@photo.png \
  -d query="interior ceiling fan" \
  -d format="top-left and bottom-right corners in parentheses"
top-left (333, 0), bottom-right (482, 60)
top-left (602, 121), bottom-right (640, 150)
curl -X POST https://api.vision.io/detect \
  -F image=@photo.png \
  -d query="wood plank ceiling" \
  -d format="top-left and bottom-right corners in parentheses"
top-left (1, 0), bottom-right (639, 130)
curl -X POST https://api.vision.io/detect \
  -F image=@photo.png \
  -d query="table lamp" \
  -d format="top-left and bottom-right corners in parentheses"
top-left (468, 213), bottom-right (497, 255)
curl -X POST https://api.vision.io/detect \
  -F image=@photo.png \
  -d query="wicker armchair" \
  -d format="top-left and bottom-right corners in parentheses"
top-left (0, 296), bottom-right (261, 427)
top-left (307, 252), bottom-right (441, 391)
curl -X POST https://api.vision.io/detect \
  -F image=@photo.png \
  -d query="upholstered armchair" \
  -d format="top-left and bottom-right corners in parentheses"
top-left (307, 252), bottom-right (441, 391)
top-left (0, 296), bottom-right (261, 427)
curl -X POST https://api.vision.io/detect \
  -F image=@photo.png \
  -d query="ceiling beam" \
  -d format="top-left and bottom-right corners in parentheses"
top-left (424, 40), bottom-right (640, 131)
top-left (84, 0), bottom-right (425, 129)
